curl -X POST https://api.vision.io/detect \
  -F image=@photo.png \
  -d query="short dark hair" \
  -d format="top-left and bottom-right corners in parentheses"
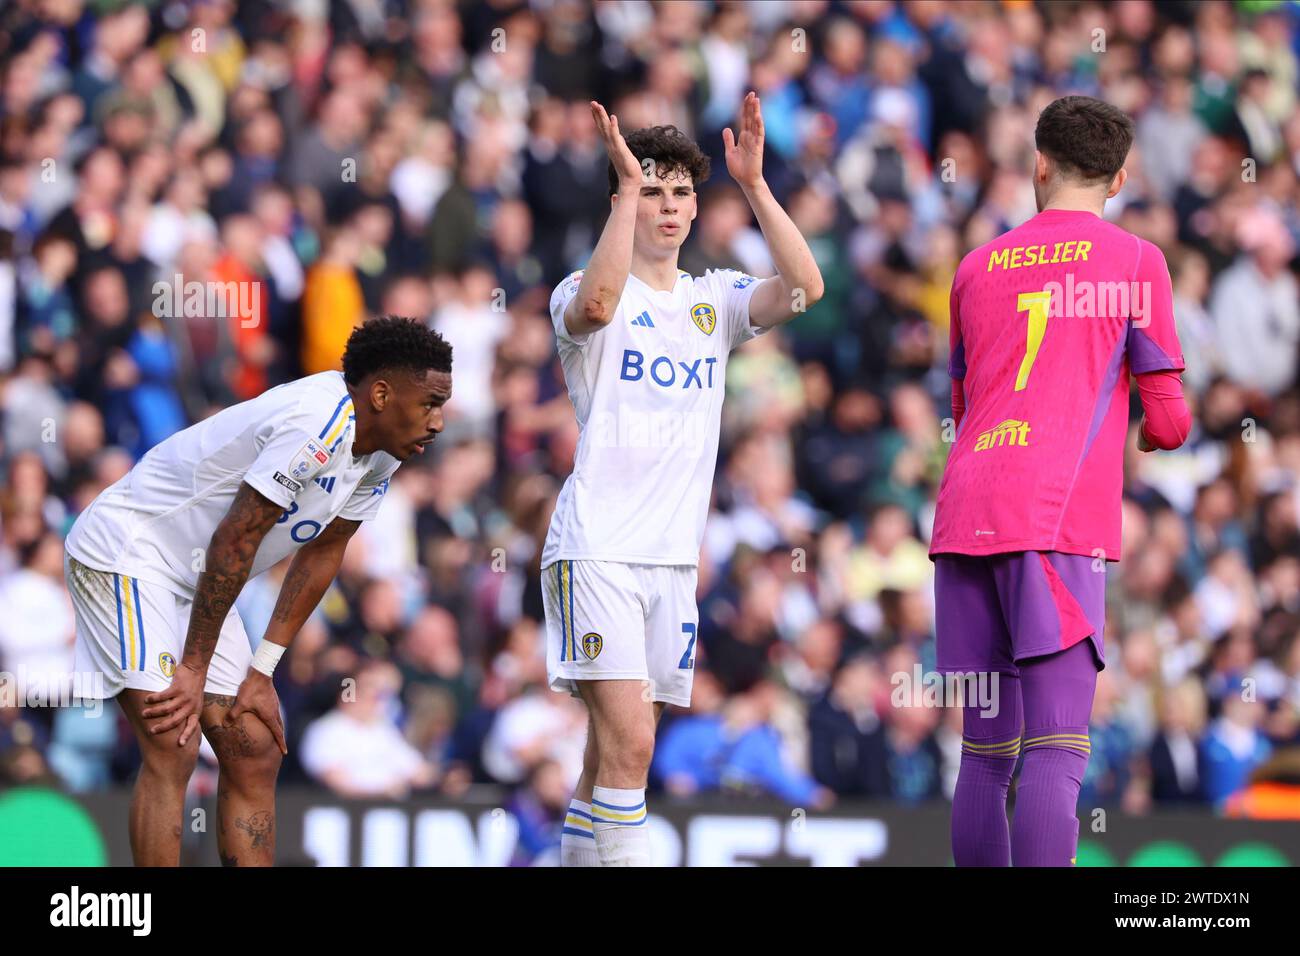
top-left (607, 124), bottom-right (711, 196)
top-left (341, 315), bottom-right (453, 385)
top-left (1035, 95), bottom-right (1135, 183)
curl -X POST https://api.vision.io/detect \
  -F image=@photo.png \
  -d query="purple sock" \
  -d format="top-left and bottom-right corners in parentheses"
top-left (951, 671), bottom-right (1022, 867)
top-left (1011, 744), bottom-right (1089, 866)
top-left (1010, 640), bottom-right (1098, 867)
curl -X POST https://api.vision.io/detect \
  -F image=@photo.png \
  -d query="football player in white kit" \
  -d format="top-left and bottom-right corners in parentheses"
top-left (547, 92), bottom-right (823, 865)
top-left (64, 316), bottom-right (452, 865)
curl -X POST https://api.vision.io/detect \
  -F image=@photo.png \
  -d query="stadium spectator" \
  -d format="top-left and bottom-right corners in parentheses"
top-left (1201, 692), bottom-right (1273, 808)
top-left (809, 653), bottom-right (890, 798)
top-left (656, 675), bottom-right (832, 807)
top-left (299, 660), bottom-right (435, 799)
top-left (506, 757), bottom-right (568, 866)
top-left (1147, 678), bottom-right (1208, 805)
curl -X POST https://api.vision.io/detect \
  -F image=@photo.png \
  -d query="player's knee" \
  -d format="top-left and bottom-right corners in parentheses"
top-left (217, 742), bottom-right (282, 791)
top-left (139, 733), bottom-right (200, 787)
top-left (207, 717), bottom-right (283, 787)
top-left (606, 725), bottom-right (655, 776)
top-left (1021, 727), bottom-right (1091, 782)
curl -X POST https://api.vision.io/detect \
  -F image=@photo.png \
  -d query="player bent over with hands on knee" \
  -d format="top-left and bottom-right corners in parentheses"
top-left (64, 317), bottom-right (452, 865)
top-left (546, 93), bottom-right (823, 866)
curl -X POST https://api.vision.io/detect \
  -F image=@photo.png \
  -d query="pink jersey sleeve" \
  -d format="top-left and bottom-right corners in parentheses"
top-left (1126, 240), bottom-right (1185, 373)
top-left (1137, 369), bottom-right (1191, 450)
top-left (948, 274), bottom-right (966, 381)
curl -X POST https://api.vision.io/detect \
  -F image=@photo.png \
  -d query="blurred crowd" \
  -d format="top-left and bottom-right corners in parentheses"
top-left (3, 0), bottom-right (1300, 863)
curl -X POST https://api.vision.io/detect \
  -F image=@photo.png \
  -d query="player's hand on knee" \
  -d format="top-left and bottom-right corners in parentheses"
top-left (228, 671), bottom-right (288, 756)
top-left (142, 662), bottom-right (206, 744)
top-left (177, 713), bottom-right (201, 748)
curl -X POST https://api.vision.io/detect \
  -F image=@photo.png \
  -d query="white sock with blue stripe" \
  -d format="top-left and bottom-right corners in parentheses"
top-left (560, 798), bottom-right (597, 867)
top-left (591, 786), bottom-right (649, 867)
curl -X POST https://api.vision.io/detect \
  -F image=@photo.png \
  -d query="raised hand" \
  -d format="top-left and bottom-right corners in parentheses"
top-left (591, 100), bottom-right (644, 190)
top-left (723, 91), bottom-right (765, 189)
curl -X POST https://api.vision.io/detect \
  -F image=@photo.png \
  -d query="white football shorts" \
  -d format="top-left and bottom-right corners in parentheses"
top-left (542, 560), bottom-right (700, 707)
top-left (65, 551), bottom-right (252, 698)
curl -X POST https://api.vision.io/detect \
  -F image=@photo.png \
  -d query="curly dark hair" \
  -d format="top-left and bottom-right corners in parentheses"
top-left (341, 315), bottom-right (453, 385)
top-left (607, 124), bottom-right (711, 196)
top-left (1035, 95), bottom-right (1134, 183)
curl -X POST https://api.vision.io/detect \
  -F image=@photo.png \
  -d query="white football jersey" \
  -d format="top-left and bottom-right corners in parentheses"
top-left (542, 267), bottom-right (764, 567)
top-left (66, 371), bottom-right (401, 597)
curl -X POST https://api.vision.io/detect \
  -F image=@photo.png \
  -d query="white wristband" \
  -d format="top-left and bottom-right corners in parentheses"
top-left (250, 640), bottom-right (287, 677)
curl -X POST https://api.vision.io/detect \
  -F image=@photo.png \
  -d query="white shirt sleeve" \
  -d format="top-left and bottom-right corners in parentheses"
top-left (338, 455), bottom-right (402, 522)
top-left (708, 268), bottom-right (766, 351)
top-left (550, 270), bottom-right (595, 347)
top-left (241, 421), bottom-right (336, 510)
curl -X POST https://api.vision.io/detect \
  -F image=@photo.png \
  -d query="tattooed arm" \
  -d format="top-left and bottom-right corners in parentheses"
top-left (261, 516), bottom-right (360, 649)
top-left (181, 481), bottom-right (285, 671)
top-left (220, 516), bottom-right (360, 756)
top-left (143, 482), bottom-right (283, 743)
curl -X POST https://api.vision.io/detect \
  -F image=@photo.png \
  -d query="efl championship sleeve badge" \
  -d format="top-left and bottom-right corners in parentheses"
top-left (289, 438), bottom-right (331, 482)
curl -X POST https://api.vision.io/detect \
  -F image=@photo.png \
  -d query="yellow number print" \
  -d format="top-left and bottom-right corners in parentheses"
top-left (1014, 290), bottom-right (1052, 392)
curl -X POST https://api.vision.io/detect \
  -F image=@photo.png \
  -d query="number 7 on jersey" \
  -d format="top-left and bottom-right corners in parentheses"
top-left (1015, 289), bottom-right (1052, 392)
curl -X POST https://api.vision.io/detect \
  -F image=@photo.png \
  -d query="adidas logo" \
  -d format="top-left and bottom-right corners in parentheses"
top-left (630, 311), bottom-right (655, 328)
top-left (313, 476), bottom-right (336, 493)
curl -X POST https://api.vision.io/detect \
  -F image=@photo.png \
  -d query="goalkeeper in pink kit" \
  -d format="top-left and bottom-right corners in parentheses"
top-left (931, 96), bottom-right (1191, 866)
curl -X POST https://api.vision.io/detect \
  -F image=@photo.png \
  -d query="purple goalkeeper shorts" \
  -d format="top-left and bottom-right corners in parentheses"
top-left (933, 551), bottom-right (1106, 675)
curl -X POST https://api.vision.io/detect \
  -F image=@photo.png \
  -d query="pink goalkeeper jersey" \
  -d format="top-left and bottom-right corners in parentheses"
top-left (930, 208), bottom-right (1185, 563)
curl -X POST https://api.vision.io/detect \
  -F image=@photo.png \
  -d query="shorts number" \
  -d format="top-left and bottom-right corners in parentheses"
top-left (678, 622), bottom-right (697, 670)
